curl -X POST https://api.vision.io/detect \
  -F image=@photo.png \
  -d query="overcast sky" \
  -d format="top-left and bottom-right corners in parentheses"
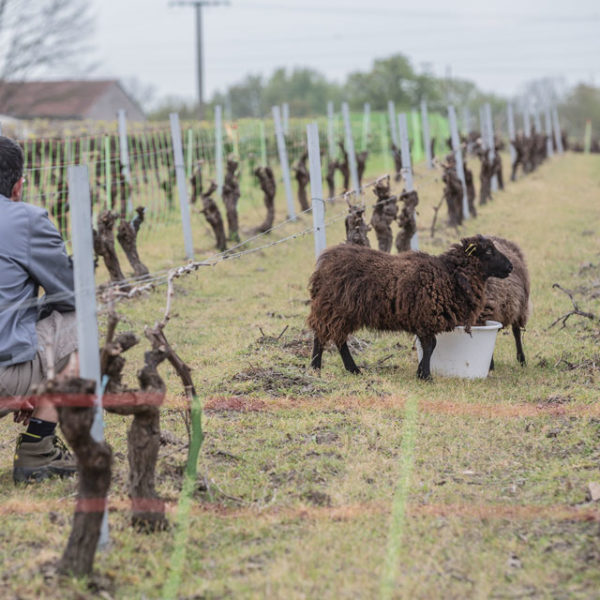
top-left (90, 0), bottom-right (600, 106)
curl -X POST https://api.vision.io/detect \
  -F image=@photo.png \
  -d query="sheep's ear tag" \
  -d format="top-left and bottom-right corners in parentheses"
top-left (465, 243), bottom-right (477, 256)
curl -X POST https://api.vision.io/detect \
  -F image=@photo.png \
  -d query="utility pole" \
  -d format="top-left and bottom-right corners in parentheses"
top-left (170, 1), bottom-right (229, 120)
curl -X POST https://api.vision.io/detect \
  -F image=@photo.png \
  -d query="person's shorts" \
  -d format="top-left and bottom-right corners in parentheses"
top-left (0, 311), bottom-right (77, 418)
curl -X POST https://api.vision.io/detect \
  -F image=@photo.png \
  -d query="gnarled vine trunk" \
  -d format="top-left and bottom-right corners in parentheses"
top-left (293, 150), bottom-right (310, 212)
top-left (222, 156), bottom-right (241, 242)
top-left (94, 210), bottom-right (130, 291)
top-left (117, 206), bottom-right (149, 279)
top-left (56, 378), bottom-right (112, 577)
top-left (253, 166), bottom-right (276, 233)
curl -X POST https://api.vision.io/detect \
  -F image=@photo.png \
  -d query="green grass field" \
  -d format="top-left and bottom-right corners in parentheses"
top-left (1, 151), bottom-right (599, 599)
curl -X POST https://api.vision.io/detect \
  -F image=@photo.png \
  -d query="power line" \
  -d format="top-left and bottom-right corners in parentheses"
top-left (203, 31), bottom-right (600, 50)
top-left (200, 47), bottom-right (600, 66)
top-left (238, 2), bottom-right (600, 23)
top-left (0, 173), bottom-right (390, 315)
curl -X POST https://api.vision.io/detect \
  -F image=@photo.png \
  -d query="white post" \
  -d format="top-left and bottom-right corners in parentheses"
top-left (421, 100), bottom-right (432, 169)
top-left (544, 106), bottom-right (554, 157)
top-left (387, 100), bottom-right (399, 146)
top-left (341, 102), bottom-right (360, 195)
top-left (479, 106), bottom-right (487, 146)
top-left (306, 123), bottom-right (326, 257)
top-left (552, 107), bottom-right (564, 154)
top-left (327, 101), bottom-right (335, 159)
top-left (169, 113), bottom-right (195, 260)
top-left (282, 102), bottom-right (290, 136)
top-left (448, 105), bottom-right (470, 220)
top-left (362, 102), bottom-right (371, 151)
top-left (214, 104), bottom-right (224, 195)
top-left (507, 103), bottom-right (517, 165)
top-left (462, 106), bottom-right (471, 134)
top-left (272, 105), bottom-right (296, 220)
top-left (68, 164), bottom-right (109, 548)
top-left (485, 103), bottom-right (498, 192)
top-left (523, 108), bottom-right (532, 137)
top-left (117, 109), bottom-right (133, 214)
top-left (397, 113), bottom-right (418, 250)
top-left (533, 107), bottom-right (542, 134)
top-left (397, 113), bottom-right (414, 191)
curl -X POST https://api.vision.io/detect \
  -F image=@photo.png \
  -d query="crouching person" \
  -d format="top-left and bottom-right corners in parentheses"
top-left (0, 136), bottom-right (78, 483)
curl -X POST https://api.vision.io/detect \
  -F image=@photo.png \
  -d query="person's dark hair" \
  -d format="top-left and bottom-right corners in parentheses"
top-left (0, 136), bottom-right (24, 198)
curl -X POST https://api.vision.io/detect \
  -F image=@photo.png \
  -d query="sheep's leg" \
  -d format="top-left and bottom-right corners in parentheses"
top-left (338, 342), bottom-right (360, 374)
top-left (311, 336), bottom-right (324, 370)
top-left (512, 325), bottom-right (526, 365)
top-left (489, 356), bottom-right (495, 371)
top-left (417, 335), bottom-right (436, 380)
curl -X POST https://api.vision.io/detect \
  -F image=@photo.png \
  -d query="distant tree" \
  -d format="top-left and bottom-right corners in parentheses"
top-left (0, 0), bottom-right (94, 81)
top-left (560, 83), bottom-right (600, 139)
top-left (517, 77), bottom-right (567, 113)
top-left (210, 67), bottom-right (343, 119)
top-left (407, 72), bottom-right (443, 107)
top-left (345, 55), bottom-right (416, 110)
top-left (212, 74), bottom-right (264, 118)
top-left (441, 78), bottom-right (481, 112)
top-left (184, 52), bottom-right (597, 140)
top-left (262, 67), bottom-right (342, 117)
top-left (147, 97), bottom-right (200, 122)
top-left (344, 71), bottom-right (374, 110)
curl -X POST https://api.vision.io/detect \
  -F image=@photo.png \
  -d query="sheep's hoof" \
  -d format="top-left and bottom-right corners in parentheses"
top-left (416, 369), bottom-right (432, 381)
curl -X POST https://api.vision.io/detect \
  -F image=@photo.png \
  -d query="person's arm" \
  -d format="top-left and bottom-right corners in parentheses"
top-left (27, 208), bottom-right (75, 316)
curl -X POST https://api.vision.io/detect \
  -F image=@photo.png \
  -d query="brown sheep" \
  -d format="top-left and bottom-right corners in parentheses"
top-left (477, 236), bottom-right (530, 367)
top-left (308, 235), bottom-right (513, 380)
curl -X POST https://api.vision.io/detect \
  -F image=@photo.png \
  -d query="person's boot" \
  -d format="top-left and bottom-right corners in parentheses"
top-left (13, 434), bottom-right (77, 483)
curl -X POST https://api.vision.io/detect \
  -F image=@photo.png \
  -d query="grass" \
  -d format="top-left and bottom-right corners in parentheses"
top-left (1, 151), bottom-right (600, 599)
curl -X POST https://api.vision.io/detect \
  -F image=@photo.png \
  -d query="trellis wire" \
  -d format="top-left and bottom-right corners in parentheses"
top-left (16, 108), bottom-right (456, 260)
top-left (0, 172), bottom-right (389, 316)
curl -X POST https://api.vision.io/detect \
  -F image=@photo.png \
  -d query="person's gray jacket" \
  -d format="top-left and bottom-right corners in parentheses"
top-left (0, 195), bottom-right (75, 367)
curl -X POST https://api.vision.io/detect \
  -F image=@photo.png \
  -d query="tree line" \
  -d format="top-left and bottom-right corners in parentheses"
top-left (149, 54), bottom-right (506, 121)
top-left (147, 54), bottom-right (599, 146)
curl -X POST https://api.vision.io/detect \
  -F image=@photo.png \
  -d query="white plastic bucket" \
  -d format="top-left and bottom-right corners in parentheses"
top-left (415, 320), bottom-right (502, 379)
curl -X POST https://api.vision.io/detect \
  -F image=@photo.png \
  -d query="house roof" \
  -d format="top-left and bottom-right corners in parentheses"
top-left (0, 80), bottom-right (134, 120)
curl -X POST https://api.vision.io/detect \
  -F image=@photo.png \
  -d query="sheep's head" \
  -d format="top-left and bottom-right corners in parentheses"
top-left (461, 235), bottom-right (512, 279)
